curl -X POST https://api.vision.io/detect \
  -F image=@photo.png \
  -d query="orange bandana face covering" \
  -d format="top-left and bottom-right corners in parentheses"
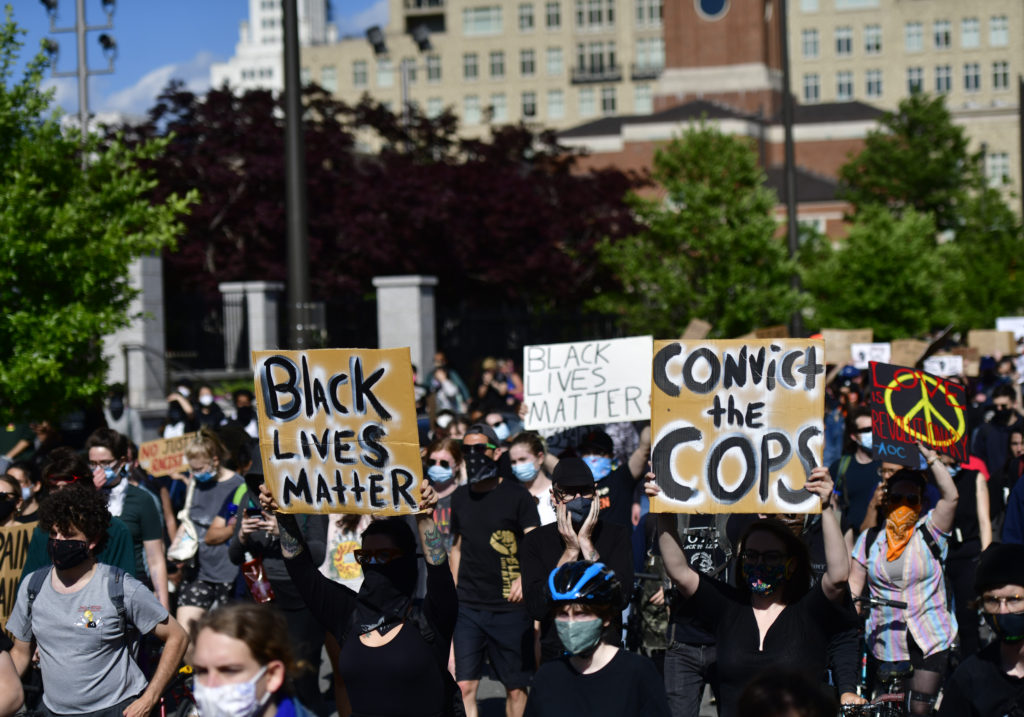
top-left (885, 505), bottom-right (920, 562)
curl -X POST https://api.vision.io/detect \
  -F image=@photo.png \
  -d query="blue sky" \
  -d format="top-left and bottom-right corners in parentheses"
top-left (7, 0), bottom-right (387, 118)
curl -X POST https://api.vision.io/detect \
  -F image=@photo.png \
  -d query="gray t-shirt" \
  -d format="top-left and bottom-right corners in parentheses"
top-left (6, 563), bottom-right (168, 714)
top-left (191, 474), bottom-right (245, 583)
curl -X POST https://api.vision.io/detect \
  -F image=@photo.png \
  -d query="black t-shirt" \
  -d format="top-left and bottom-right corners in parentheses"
top-left (520, 519), bottom-right (634, 662)
top-left (594, 464), bottom-right (636, 528)
top-left (950, 469), bottom-right (982, 557)
top-left (829, 454), bottom-right (880, 532)
top-left (937, 642), bottom-right (1024, 717)
top-left (524, 649), bottom-right (670, 717)
top-left (689, 575), bottom-right (848, 717)
top-left (451, 479), bottom-right (540, 611)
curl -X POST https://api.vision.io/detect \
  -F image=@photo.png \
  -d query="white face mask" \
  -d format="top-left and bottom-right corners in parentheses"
top-left (857, 432), bottom-right (873, 451)
top-left (199, 394), bottom-right (214, 407)
top-left (194, 666), bottom-right (269, 717)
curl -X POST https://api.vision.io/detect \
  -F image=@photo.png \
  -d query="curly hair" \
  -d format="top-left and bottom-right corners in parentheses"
top-left (38, 483), bottom-right (110, 553)
top-left (40, 447), bottom-right (93, 487)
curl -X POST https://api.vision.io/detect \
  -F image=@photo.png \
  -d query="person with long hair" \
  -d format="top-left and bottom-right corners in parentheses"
top-left (648, 466), bottom-right (850, 717)
top-left (507, 431), bottom-right (555, 525)
top-left (191, 603), bottom-right (312, 717)
top-left (848, 443), bottom-right (959, 715)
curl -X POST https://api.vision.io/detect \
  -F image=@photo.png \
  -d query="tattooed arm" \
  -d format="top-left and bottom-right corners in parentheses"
top-left (417, 480), bottom-right (447, 566)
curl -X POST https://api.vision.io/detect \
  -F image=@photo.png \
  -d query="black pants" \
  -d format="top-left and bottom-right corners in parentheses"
top-left (282, 606), bottom-right (328, 715)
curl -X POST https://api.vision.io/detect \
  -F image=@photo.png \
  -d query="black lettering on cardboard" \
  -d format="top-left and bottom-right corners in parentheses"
top-left (707, 435), bottom-right (756, 503)
top-left (262, 356), bottom-right (301, 421)
top-left (653, 342), bottom-right (682, 397)
top-left (652, 427), bottom-right (701, 502)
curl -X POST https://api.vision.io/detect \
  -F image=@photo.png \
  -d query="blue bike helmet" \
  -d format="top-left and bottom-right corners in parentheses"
top-left (548, 561), bottom-right (621, 605)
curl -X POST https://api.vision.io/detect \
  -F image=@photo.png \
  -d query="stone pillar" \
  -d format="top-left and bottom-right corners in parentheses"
top-left (104, 254), bottom-right (167, 414)
top-left (219, 281), bottom-right (286, 369)
top-left (372, 275), bottom-right (438, 377)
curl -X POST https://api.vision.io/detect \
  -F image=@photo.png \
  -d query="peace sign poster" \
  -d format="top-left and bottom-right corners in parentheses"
top-left (868, 362), bottom-right (968, 468)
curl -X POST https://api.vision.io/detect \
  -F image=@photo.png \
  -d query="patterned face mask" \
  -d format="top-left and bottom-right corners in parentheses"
top-left (741, 561), bottom-right (789, 596)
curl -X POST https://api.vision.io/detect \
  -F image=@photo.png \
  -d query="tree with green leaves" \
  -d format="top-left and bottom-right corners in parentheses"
top-left (800, 206), bottom-right (953, 339)
top-left (0, 8), bottom-right (195, 422)
top-left (588, 121), bottom-right (800, 338)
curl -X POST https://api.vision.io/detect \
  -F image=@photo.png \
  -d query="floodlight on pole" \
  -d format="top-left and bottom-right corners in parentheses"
top-left (366, 25), bottom-right (388, 55)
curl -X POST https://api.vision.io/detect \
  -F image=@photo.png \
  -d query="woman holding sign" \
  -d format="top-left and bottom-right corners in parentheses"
top-left (647, 466), bottom-right (851, 717)
top-left (848, 443), bottom-right (959, 716)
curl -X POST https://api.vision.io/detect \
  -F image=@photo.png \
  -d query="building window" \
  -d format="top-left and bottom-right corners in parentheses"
top-left (636, 0), bottom-right (662, 27)
top-left (865, 69), bottom-right (882, 97)
top-left (905, 22), bottom-right (923, 52)
top-left (990, 16), bottom-right (1009, 47)
top-left (634, 83), bottom-right (652, 113)
top-left (964, 62), bottom-right (980, 92)
top-left (520, 49), bottom-right (536, 76)
top-left (403, 60), bottom-right (417, 83)
top-left (803, 73), bottom-right (820, 103)
top-left (463, 52), bottom-right (479, 79)
top-left (987, 152), bottom-right (1010, 187)
top-left (463, 95), bottom-right (481, 124)
top-left (518, 3), bottom-right (534, 30)
top-left (935, 64), bottom-right (951, 93)
top-left (576, 0), bottom-right (614, 28)
top-left (463, 6), bottom-right (502, 35)
top-left (320, 65), bottom-right (337, 92)
top-left (427, 97), bottom-right (443, 118)
top-left (548, 89), bottom-right (565, 118)
top-left (426, 55), bottom-right (441, 81)
top-left (300, 66), bottom-right (311, 85)
top-left (578, 41), bottom-right (615, 75)
top-left (490, 93), bottom-right (508, 122)
top-left (961, 17), bottom-right (979, 48)
top-left (600, 86), bottom-right (616, 114)
top-left (836, 70), bottom-right (853, 100)
top-left (377, 59), bottom-right (394, 87)
top-left (636, 37), bottom-right (664, 70)
top-left (802, 29), bottom-right (819, 59)
top-left (546, 46), bottom-right (563, 75)
top-left (907, 66), bottom-right (923, 93)
top-left (490, 51), bottom-right (505, 77)
top-left (864, 24), bottom-right (881, 54)
top-left (353, 60), bottom-right (368, 87)
top-left (835, 26), bottom-right (852, 56)
top-left (522, 91), bottom-right (537, 118)
top-left (800, 0), bottom-right (818, 11)
top-left (993, 61), bottom-right (1009, 90)
top-left (545, 1), bottom-right (560, 28)
top-left (579, 87), bottom-right (596, 117)
top-left (933, 20), bottom-right (951, 49)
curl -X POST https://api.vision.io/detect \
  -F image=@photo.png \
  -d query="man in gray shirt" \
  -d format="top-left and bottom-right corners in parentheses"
top-left (7, 484), bottom-right (188, 717)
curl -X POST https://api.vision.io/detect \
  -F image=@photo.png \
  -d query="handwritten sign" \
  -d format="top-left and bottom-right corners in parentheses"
top-left (890, 339), bottom-right (928, 368)
top-left (649, 339), bottom-right (825, 514)
top-left (253, 348), bottom-right (423, 515)
top-left (996, 317), bottom-right (1024, 341)
top-left (968, 330), bottom-right (1017, 357)
top-left (851, 342), bottom-right (891, 370)
top-left (822, 329), bottom-right (872, 365)
top-left (923, 355), bottom-right (964, 378)
top-left (137, 434), bottom-right (197, 478)
top-left (869, 362), bottom-right (968, 468)
top-left (523, 336), bottom-right (652, 431)
top-left (0, 522), bottom-right (35, 634)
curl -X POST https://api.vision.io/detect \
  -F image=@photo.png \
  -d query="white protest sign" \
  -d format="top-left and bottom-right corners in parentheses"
top-left (996, 317), bottom-right (1024, 341)
top-left (523, 336), bottom-right (652, 431)
top-left (850, 342), bottom-right (891, 370)
top-left (923, 354), bottom-right (964, 378)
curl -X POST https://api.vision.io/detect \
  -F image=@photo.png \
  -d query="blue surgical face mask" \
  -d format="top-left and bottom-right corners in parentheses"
top-left (583, 455), bottom-right (612, 481)
top-left (555, 616), bottom-right (604, 655)
top-left (492, 422), bottom-right (510, 442)
top-left (512, 462), bottom-right (538, 483)
top-left (565, 496), bottom-right (593, 523)
top-left (102, 465), bottom-right (124, 486)
top-left (193, 469), bottom-right (217, 484)
top-left (857, 432), bottom-right (873, 451)
top-left (947, 464), bottom-right (960, 477)
top-left (21, 486), bottom-right (32, 501)
top-left (427, 464), bottom-right (454, 485)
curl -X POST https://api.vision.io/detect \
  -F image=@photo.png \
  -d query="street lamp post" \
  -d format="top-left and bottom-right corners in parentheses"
top-left (39, 0), bottom-right (116, 142)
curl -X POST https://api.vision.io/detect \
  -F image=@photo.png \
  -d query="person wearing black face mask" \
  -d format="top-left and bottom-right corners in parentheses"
top-left (0, 474), bottom-right (23, 527)
top-left (521, 457), bottom-right (634, 664)
top-left (103, 387), bottom-right (144, 446)
top-left (938, 542), bottom-right (1024, 716)
top-left (973, 384), bottom-right (1024, 480)
top-left (262, 478), bottom-right (464, 717)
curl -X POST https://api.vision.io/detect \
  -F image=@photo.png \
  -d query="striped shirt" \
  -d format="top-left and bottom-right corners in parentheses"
top-left (852, 512), bottom-right (958, 662)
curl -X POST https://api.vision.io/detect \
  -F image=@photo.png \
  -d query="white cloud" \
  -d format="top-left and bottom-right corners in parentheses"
top-left (40, 77), bottom-right (78, 111)
top-left (99, 50), bottom-right (219, 116)
top-left (333, 0), bottom-right (389, 37)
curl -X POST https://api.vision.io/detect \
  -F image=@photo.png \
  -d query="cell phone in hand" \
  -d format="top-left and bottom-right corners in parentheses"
top-left (245, 506), bottom-right (263, 517)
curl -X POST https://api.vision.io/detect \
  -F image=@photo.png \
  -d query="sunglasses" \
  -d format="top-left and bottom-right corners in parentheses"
top-left (554, 486), bottom-right (596, 501)
top-left (353, 548), bottom-right (404, 566)
top-left (740, 549), bottom-right (787, 566)
top-left (428, 458), bottom-right (451, 469)
top-left (887, 492), bottom-right (922, 508)
top-left (856, 427), bottom-right (872, 434)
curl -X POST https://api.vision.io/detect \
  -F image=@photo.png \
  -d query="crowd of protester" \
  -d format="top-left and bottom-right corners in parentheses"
top-left (1, 349), bottom-right (1024, 717)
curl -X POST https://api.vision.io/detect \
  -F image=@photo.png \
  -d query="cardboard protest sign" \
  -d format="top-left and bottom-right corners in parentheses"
top-left (951, 346), bottom-right (981, 377)
top-left (890, 339), bottom-right (928, 368)
top-left (923, 355), bottom-right (964, 378)
top-left (851, 342), bottom-right (891, 370)
top-left (821, 329), bottom-right (872, 365)
top-left (137, 434), bottom-right (198, 477)
top-left (0, 522), bottom-right (35, 635)
top-left (868, 362), bottom-right (968, 468)
top-left (996, 317), bottom-right (1024, 341)
top-left (524, 336), bottom-right (652, 431)
top-left (681, 319), bottom-right (712, 340)
top-left (253, 348), bottom-right (423, 515)
top-left (968, 330), bottom-right (1016, 357)
top-left (649, 339), bottom-right (825, 514)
